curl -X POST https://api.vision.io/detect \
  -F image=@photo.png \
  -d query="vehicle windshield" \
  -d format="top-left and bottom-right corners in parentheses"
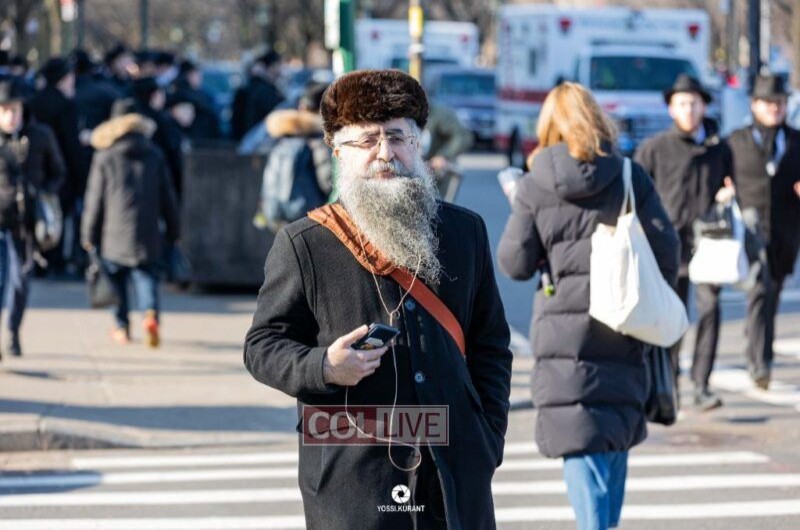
top-left (589, 56), bottom-right (699, 91)
top-left (437, 73), bottom-right (495, 97)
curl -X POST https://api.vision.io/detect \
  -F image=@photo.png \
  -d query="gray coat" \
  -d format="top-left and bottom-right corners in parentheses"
top-left (498, 143), bottom-right (679, 459)
top-left (81, 114), bottom-right (180, 267)
top-left (244, 202), bottom-right (512, 529)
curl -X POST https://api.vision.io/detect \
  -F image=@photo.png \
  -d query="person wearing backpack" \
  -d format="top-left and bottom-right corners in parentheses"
top-left (81, 99), bottom-right (180, 347)
top-left (498, 82), bottom-right (679, 530)
top-left (253, 83), bottom-right (331, 231)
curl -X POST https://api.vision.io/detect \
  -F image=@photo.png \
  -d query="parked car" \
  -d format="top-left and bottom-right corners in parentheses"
top-left (425, 66), bottom-right (496, 146)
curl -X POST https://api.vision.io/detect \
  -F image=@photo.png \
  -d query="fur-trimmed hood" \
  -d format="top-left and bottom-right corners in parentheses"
top-left (91, 113), bottom-right (157, 150)
top-left (266, 109), bottom-right (323, 138)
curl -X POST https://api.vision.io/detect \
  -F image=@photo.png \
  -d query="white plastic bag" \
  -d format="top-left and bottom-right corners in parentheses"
top-left (688, 201), bottom-right (749, 285)
top-left (589, 158), bottom-right (688, 347)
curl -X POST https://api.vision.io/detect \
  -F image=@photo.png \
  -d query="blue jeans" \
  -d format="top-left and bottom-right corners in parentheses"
top-left (102, 260), bottom-right (159, 329)
top-left (563, 451), bottom-right (628, 530)
top-left (0, 232), bottom-right (31, 335)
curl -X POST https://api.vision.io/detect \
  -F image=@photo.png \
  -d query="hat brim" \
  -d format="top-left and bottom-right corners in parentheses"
top-left (664, 88), bottom-right (712, 105)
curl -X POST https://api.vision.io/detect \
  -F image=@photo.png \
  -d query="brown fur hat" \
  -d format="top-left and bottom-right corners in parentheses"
top-left (320, 69), bottom-right (428, 146)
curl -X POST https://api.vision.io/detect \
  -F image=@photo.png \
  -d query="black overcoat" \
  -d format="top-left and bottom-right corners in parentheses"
top-left (244, 202), bottom-right (513, 530)
top-left (727, 124), bottom-right (800, 278)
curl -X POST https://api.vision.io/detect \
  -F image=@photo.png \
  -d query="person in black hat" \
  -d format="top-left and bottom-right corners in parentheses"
top-left (171, 61), bottom-right (221, 141)
top-left (727, 74), bottom-right (800, 390)
top-left (27, 57), bottom-right (88, 276)
top-left (103, 43), bottom-right (135, 95)
top-left (131, 77), bottom-right (185, 198)
top-left (0, 79), bottom-right (60, 357)
top-left (231, 51), bottom-right (285, 140)
top-left (635, 73), bottom-right (734, 410)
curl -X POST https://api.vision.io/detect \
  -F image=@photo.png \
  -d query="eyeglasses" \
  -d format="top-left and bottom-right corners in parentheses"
top-left (338, 132), bottom-right (416, 152)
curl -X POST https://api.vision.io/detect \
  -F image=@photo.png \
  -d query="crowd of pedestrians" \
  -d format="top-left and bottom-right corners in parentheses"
top-left (0, 44), bottom-right (292, 350)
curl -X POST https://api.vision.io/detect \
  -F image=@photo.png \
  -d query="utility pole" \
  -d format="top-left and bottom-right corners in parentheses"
top-left (325, 0), bottom-right (356, 77)
top-left (140, 0), bottom-right (149, 49)
top-left (76, 0), bottom-right (85, 49)
top-left (748, 0), bottom-right (761, 86)
top-left (759, 0), bottom-right (771, 71)
top-left (408, 0), bottom-right (424, 82)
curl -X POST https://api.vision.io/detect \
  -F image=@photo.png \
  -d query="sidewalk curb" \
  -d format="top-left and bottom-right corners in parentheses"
top-left (0, 419), bottom-right (296, 452)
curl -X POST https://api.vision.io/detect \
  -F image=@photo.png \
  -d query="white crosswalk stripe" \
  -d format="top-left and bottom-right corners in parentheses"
top-left (1, 445), bottom-right (799, 529)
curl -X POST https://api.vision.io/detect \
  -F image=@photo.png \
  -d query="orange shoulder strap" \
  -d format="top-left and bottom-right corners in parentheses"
top-left (389, 267), bottom-right (466, 357)
top-left (308, 204), bottom-right (466, 358)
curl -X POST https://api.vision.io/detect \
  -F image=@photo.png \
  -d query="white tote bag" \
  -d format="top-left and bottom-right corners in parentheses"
top-left (589, 158), bottom-right (688, 347)
top-left (688, 201), bottom-right (749, 285)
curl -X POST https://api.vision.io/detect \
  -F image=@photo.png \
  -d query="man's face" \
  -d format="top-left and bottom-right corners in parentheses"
top-left (0, 102), bottom-right (23, 134)
top-left (751, 97), bottom-right (787, 128)
top-left (57, 72), bottom-right (76, 99)
top-left (113, 54), bottom-right (136, 79)
top-left (150, 89), bottom-right (166, 111)
top-left (668, 92), bottom-right (706, 133)
top-left (334, 118), bottom-right (421, 180)
top-left (187, 70), bottom-right (202, 90)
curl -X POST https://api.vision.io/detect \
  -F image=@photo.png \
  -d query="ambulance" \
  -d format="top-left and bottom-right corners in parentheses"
top-left (355, 19), bottom-right (479, 72)
top-left (495, 6), bottom-right (712, 163)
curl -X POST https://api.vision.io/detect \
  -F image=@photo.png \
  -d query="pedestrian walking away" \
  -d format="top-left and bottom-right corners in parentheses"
top-left (498, 82), bottom-right (680, 530)
top-left (635, 74), bottom-right (734, 411)
top-left (81, 99), bottom-right (180, 347)
top-left (727, 74), bottom-right (800, 390)
top-left (244, 69), bottom-right (513, 530)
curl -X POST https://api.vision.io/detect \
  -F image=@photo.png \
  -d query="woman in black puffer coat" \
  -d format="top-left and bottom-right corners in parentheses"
top-left (497, 82), bottom-right (679, 530)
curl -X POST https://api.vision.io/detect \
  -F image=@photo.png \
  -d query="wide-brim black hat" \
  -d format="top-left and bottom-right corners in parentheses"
top-left (664, 73), bottom-right (712, 105)
top-left (39, 57), bottom-right (72, 86)
top-left (750, 74), bottom-right (789, 101)
top-left (0, 79), bottom-right (25, 105)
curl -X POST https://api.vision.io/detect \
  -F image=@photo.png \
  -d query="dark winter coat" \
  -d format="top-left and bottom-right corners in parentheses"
top-left (27, 86), bottom-right (88, 208)
top-left (134, 105), bottom-right (185, 200)
top-left (727, 123), bottom-right (800, 278)
top-left (0, 144), bottom-right (26, 234)
top-left (0, 120), bottom-right (66, 194)
top-left (244, 202), bottom-right (513, 530)
top-left (634, 120), bottom-right (733, 271)
top-left (81, 113), bottom-right (180, 267)
top-left (236, 76), bottom-right (284, 139)
top-left (497, 143), bottom-right (680, 459)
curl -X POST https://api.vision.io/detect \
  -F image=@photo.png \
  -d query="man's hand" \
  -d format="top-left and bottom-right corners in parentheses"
top-left (323, 325), bottom-right (388, 387)
top-left (794, 181), bottom-right (800, 199)
top-left (715, 176), bottom-right (736, 204)
top-left (81, 241), bottom-right (95, 252)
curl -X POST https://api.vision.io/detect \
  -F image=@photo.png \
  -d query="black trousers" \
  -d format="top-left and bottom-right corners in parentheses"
top-left (670, 277), bottom-right (722, 389)
top-left (745, 267), bottom-right (785, 376)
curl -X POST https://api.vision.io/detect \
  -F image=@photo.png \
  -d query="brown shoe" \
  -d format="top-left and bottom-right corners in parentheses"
top-left (111, 327), bottom-right (130, 345)
top-left (143, 310), bottom-right (160, 348)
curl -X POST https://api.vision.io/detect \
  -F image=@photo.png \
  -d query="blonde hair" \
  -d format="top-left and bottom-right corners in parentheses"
top-left (528, 82), bottom-right (617, 168)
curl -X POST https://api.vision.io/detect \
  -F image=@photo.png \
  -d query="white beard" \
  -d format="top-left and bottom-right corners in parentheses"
top-left (338, 155), bottom-right (442, 285)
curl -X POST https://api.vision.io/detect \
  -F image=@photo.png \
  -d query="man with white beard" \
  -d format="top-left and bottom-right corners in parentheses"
top-left (244, 70), bottom-right (512, 530)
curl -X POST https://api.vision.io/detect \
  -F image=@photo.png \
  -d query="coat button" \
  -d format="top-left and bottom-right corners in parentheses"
top-left (414, 371), bottom-right (426, 384)
top-left (404, 299), bottom-right (416, 311)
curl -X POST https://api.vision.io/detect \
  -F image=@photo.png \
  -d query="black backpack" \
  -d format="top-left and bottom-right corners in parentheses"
top-left (255, 137), bottom-right (326, 230)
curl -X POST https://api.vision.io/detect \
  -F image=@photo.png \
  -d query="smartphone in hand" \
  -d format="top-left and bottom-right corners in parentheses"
top-left (351, 323), bottom-right (401, 350)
